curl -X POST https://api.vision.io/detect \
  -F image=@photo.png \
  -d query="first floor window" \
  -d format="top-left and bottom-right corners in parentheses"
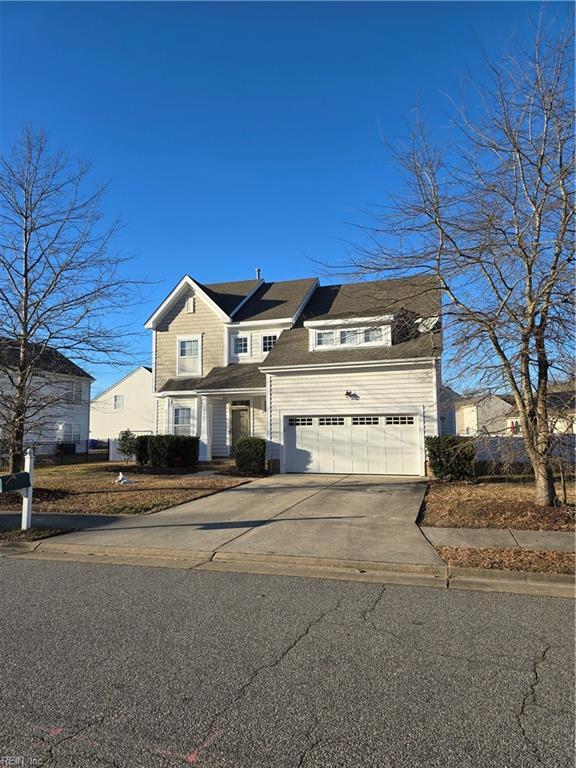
top-left (234, 336), bottom-right (249, 355)
top-left (173, 407), bottom-right (192, 435)
top-left (114, 394), bottom-right (124, 411)
top-left (178, 338), bottom-right (200, 375)
top-left (262, 335), bottom-right (277, 352)
top-left (62, 423), bottom-right (81, 443)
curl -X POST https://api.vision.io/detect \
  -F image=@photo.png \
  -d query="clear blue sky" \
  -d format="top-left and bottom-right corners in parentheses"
top-left (1, 1), bottom-right (570, 393)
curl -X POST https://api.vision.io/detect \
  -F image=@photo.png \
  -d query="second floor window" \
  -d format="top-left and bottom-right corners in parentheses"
top-left (234, 336), bottom-right (249, 355)
top-left (114, 395), bottom-right (124, 411)
top-left (63, 380), bottom-right (83, 405)
top-left (178, 338), bottom-right (200, 375)
top-left (262, 335), bottom-right (277, 352)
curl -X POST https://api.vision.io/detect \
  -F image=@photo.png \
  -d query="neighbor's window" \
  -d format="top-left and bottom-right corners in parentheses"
top-left (262, 335), bottom-right (277, 352)
top-left (178, 338), bottom-right (200, 374)
top-left (316, 330), bottom-right (335, 347)
top-left (173, 407), bottom-right (192, 435)
top-left (113, 394), bottom-right (124, 411)
top-left (62, 423), bottom-right (81, 443)
top-left (63, 381), bottom-right (83, 405)
top-left (234, 336), bottom-right (249, 355)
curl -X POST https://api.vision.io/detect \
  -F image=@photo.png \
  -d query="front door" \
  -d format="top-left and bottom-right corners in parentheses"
top-left (231, 407), bottom-right (250, 452)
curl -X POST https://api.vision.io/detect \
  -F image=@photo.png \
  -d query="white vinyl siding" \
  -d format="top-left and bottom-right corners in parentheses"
top-left (268, 364), bottom-right (438, 469)
top-left (228, 327), bottom-right (285, 363)
top-left (212, 400), bottom-right (227, 456)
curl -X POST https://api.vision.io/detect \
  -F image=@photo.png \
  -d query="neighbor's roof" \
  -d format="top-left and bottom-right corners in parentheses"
top-left (506, 389), bottom-right (575, 416)
top-left (0, 338), bottom-right (93, 379)
top-left (232, 278), bottom-right (318, 322)
top-left (195, 363), bottom-right (266, 391)
top-left (301, 275), bottom-right (441, 322)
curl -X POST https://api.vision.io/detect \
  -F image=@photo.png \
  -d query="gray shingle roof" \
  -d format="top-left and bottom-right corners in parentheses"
top-left (158, 377), bottom-right (203, 393)
top-left (302, 275), bottom-right (441, 321)
top-left (231, 278), bottom-right (318, 322)
top-left (199, 279), bottom-right (262, 316)
top-left (0, 338), bottom-right (93, 379)
top-left (262, 328), bottom-right (441, 368)
top-left (196, 364), bottom-right (265, 391)
top-left (260, 275), bottom-right (442, 368)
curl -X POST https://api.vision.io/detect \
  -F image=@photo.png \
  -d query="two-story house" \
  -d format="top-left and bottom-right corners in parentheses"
top-left (145, 273), bottom-right (442, 476)
top-left (0, 338), bottom-right (93, 451)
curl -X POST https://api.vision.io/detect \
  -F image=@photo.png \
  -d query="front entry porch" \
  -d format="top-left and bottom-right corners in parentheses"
top-left (198, 391), bottom-right (266, 460)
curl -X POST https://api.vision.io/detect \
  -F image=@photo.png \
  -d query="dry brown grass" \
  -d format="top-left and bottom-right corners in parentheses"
top-left (421, 481), bottom-right (575, 531)
top-left (0, 528), bottom-right (68, 542)
top-left (0, 462), bottom-right (248, 516)
top-left (436, 546), bottom-right (575, 575)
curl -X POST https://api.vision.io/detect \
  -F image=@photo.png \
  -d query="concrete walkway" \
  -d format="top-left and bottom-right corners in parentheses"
top-left (422, 526), bottom-right (575, 552)
top-left (2, 474), bottom-right (443, 570)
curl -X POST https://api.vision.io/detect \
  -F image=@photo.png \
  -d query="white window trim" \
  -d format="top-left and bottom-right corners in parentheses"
top-left (233, 333), bottom-right (251, 357)
top-left (176, 334), bottom-right (202, 377)
top-left (62, 423), bottom-right (81, 443)
top-left (310, 325), bottom-right (391, 351)
top-left (261, 334), bottom-right (278, 353)
top-left (113, 394), bottom-right (124, 411)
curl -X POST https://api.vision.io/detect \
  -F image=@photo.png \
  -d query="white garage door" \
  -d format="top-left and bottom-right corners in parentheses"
top-left (284, 415), bottom-right (421, 475)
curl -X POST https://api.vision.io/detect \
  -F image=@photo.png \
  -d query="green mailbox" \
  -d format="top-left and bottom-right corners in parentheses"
top-left (0, 472), bottom-right (31, 494)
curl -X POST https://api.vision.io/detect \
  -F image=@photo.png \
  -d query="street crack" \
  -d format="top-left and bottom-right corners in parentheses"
top-left (516, 645), bottom-right (552, 766)
top-left (194, 599), bottom-right (342, 754)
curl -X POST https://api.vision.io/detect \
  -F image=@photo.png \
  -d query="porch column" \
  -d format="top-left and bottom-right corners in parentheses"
top-left (198, 396), bottom-right (213, 461)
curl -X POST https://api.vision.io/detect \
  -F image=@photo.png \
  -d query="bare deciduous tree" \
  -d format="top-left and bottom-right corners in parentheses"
top-left (0, 126), bottom-right (145, 471)
top-left (346, 23), bottom-right (575, 506)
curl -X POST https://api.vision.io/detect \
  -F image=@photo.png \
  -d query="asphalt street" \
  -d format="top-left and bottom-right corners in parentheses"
top-left (0, 557), bottom-right (573, 768)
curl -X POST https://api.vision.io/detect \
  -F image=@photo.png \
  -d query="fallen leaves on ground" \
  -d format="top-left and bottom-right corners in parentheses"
top-left (0, 528), bottom-right (68, 542)
top-left (436, 546), bottom-right (575, 575)
top-left (0, 463), bottom-right (248, 515)
top-left (421, 481), bottom-right (575, 531)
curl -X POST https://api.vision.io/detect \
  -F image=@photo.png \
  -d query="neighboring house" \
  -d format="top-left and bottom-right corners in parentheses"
top-left (145, 273), bottom-right (443, 476)
top-left (455, 393), bottom-right (513, 436)
top-left (0, 338), bottom-right (93, 450)
top-left (439, 385), bottom-right (460, 436)
top-left (505, 387), bottom-right (575, 436)
top-left (90, 367), bottom-right (154, 439)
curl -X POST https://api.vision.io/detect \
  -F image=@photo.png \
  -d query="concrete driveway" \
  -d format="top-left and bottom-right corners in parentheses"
top-left (11, 474), bottom-right (442, 569)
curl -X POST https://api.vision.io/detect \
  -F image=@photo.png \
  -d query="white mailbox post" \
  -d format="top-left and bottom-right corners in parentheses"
top-left (0, 448), bottom-right (34, 531)
top-left (21, 449), bottom-right (34, 530)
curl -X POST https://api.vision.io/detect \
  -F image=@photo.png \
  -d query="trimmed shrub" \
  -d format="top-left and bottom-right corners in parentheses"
top-left (134, 435), bottom-right (150, 468)
top-left (425, 436), bottom-right (476, 481)
top-left (235, 437), bottom-right (267, 475)
top-left (147, 435), bottom-right (199, 470)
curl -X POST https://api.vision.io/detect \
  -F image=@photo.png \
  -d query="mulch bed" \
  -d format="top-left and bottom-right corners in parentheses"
top-left (0, 528), bottom-right (68, 543)
top-left (436, 546), bottom-right (575, 575)
top-left (421, 481), bottom-right (575, 531)
top-left (0, 463), bottom-right (248, 516)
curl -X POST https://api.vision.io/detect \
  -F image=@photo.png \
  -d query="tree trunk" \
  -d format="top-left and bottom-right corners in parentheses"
top-left (533, 458), bottom-right (557, 507)
top-left (8, 389), bottom-right (26, 473)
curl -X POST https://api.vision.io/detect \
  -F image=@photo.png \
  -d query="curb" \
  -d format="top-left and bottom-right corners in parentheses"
top-left (5, 542), bottom-right (574, 598)
top-left (447, 566), bottom-right (575, 599)
top-left (0, 540), bottom-right (43, 553)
